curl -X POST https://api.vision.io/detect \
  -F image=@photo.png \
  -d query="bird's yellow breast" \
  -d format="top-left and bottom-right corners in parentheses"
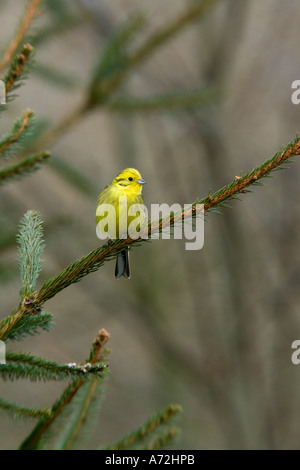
top-left (95, 181), bottom-right (145, 239)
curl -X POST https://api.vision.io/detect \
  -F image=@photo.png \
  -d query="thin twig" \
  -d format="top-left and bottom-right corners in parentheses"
top-left (0, 0), bottom-right (41, 73)
top-left (0, 151), bottom-right (50, 184)
top-left (103, 404), bottom-right (182, 450)
top-left (4, 43), bottom-right (34, 94)
top-left (0, 304), bottom-right (28, 342)
top-left (0, 109), bottom-right (34, 154)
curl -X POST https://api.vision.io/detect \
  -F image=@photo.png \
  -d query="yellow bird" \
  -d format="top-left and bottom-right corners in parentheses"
top-left (95, 168), bottom-right (146, 279)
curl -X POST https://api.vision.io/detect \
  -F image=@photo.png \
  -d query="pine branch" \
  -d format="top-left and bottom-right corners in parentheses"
top-left (200, 135), bottom-right (300, 211)
top-left (0, 310), bottom-right (53, 342)
top-left (0, 208), bottom-right (48, 343)
top-left (0, 0), bottom-right (41, 73)
top-left (3, 43), bottom-right (35, 97)
top-left (0, 151), bottom-right (50, 185)
top-left (0, 292), bottom-right (51, 342)
top-left (17, 210), bottom-right (45, 298)
top-left (31, 135), bottom-right (300, 305)
top-left (0, 397), bottom-right (51, 420)
top-left (0, 109), bottom-right (35, 159)
top-left (101, 404), bottom-right (182, 450)
top-left (1, 135), bottom-right (298, 342)
top-left (36, 239), bottom-right (134, 304)
top-left (1, 134), bottom-right (298, 448)
top-left (0, 302), bottom-right (32, 342)
top-left (0, 214), bottom-right (71, 254)
top-left (147, 428), bottom-right (181, 451)
top-left (106, 87), bottom-right (220, 113)
top-left (0, 350), bottom-right (106, 382)
top-left (51, 376), bottom-right (105, 450)
top-left (19, 329), bottom-right (110, 450)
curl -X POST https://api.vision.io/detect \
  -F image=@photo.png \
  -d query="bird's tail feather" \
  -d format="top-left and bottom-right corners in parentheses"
top-left (115, 248), bottom-right (130, 279)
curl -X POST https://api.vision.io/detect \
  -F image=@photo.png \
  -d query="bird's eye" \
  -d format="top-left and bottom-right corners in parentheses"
top-left (128, 177), bottom-right (133, 181)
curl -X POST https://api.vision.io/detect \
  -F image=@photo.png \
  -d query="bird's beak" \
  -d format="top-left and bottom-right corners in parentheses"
top-left (137, 178), bottom-right (147, 185)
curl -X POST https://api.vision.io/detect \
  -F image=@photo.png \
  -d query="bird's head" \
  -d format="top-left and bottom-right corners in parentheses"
top-left (113, 168), bottom-right (146, 194)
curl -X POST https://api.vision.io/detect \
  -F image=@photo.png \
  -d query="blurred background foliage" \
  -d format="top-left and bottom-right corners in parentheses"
top-left (1, 0), bottom-right (300, 449)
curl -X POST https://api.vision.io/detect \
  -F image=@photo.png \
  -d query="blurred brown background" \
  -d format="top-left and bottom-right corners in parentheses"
top-left (1, 0), bottom-right (300, 449)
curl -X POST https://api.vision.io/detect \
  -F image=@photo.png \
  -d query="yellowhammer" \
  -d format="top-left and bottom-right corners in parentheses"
top-left (95, 168), bottom-right (146, 279)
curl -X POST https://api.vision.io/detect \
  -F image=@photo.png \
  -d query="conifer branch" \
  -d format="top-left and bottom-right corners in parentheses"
top-left (0, 397), bottom-right (51, 420)
top-left (4, 43), bottom-right (34, 96)
top-left (19, 329), bottom-right (110, 450)
top-left (0, 151), bottom-right (50, 185)
top-left (1, 135), bottom-right (297, 343)
top-left (17, 210), bottom-right (45, 298)
top-left (0, 210), bottom-right (48, 342)
top-left (36, 239), bottom-right (134, 304)
top-left (0, 351), bottom-right (106, 382)
top-left (150, 428), bottom-right (181, 450)
top-left (0, 109), bottom-right (35, 158)
top-left (0, 303), bottom-right (32, 342)
top-left (0, 0), bottom-right (41, 73)
top-left (101, 404), bottom-right (182, 450)
top-left (200, 135), bottom-right (300, 212)
top-left (52, 376), bottom-right (105, 450)
top-left (0, 310), bottom-right (53, 342)
top-left (32, 135), bottom-right (300, 305)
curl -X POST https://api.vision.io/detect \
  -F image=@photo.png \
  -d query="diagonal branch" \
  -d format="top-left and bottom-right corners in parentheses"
top-left (4, 43), bottom-right (34, 96)
top-left (1, 134), bottom-right (299, 340)
top-left (101, 403), bottom-right (182, 450)
top-left (34, 134), bottom-right (300, 305)
top-left (0, 397), bottom-right (51, 420)
top-left (0, 151), bottom-right (50, 185)
top-left (201, 136), bottom-right (300, 210)
top-left (0, 0), bottom-right (41, 73)
top-left (1, 350), bottom-right (106, 382)
top-left (0, 109), bottom-right (35, 156)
